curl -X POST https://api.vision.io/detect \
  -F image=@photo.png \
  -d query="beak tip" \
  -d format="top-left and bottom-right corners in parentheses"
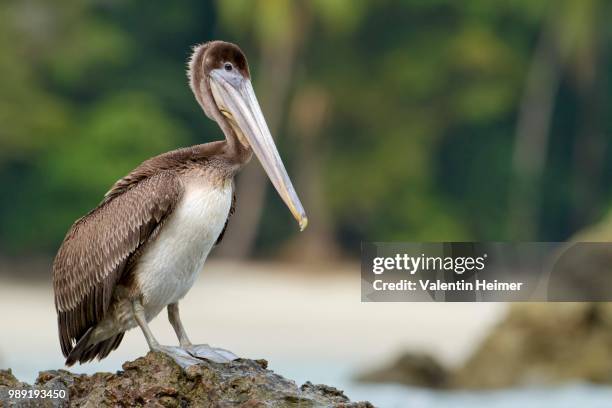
top-left (298, 216), bottom-right (308, 231)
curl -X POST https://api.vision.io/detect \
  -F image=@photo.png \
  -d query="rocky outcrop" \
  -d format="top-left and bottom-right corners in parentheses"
top-left (451, 303), bottom-right (612, 389)
top-left (358, 216), bottom-right (612, 390)
top-left (358, 303), bottom-right (612, 390)
top-left (0, 352), bottom-right (373, 407)
top-left (355, 353), bottom-right (448, 389)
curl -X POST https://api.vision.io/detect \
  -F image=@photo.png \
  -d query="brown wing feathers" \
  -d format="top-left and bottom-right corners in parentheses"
top-left (53, 172), bottom-right (182, 360)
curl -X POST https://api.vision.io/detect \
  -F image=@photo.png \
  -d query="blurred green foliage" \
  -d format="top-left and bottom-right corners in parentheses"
top-left (1, 0), bottom-right (611, 256)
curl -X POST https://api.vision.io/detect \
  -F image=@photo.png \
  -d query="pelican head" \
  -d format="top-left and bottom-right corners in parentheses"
top-left (188, 41), bottom-right (307, 231)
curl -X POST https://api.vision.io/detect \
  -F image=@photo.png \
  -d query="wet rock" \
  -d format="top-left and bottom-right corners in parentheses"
top-left (0, 352), bottom-right (374, 407)
top-left (355, 353), bottom-right (448, 388)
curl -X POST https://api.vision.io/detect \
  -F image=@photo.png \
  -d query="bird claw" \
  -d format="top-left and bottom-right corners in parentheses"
top-left (185, 344), bottom-right (239, 363)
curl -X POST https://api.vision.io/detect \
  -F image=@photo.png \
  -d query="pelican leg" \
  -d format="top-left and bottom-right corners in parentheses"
top-left (167, 302), bottom-right (239, 363)
top-left (132, 299), bottom-right (201, 368)
top-left (168, 303), bottom-right (192, 347)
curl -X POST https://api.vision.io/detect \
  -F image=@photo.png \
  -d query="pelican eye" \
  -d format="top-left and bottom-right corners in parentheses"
top-left (224, 63), bottom-right (233, 72)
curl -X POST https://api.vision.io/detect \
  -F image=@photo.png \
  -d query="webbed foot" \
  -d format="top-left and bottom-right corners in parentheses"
top-left (185, 344), bottom-right (239, 363)
top-left (151, 344), bottom-right (205, 369)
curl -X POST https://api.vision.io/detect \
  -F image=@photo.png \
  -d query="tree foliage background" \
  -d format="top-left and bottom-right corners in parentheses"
top-left (1, 0), bottom-right (611, 260)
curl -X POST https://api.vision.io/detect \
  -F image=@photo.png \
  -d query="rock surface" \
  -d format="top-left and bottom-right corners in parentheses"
top-left (0, 352), bottom-right (374, 407)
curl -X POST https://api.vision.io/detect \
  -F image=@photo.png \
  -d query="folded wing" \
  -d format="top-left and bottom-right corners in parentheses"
top-left (52, 171), bottom-right (182, 357)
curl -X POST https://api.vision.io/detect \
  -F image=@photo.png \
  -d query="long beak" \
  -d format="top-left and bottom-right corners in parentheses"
top-left (209, 71), bottom-right (308, 231)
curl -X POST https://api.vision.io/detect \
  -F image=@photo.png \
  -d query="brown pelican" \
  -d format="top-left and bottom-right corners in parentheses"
top-left (52, 41), bottom-right (307, 367)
